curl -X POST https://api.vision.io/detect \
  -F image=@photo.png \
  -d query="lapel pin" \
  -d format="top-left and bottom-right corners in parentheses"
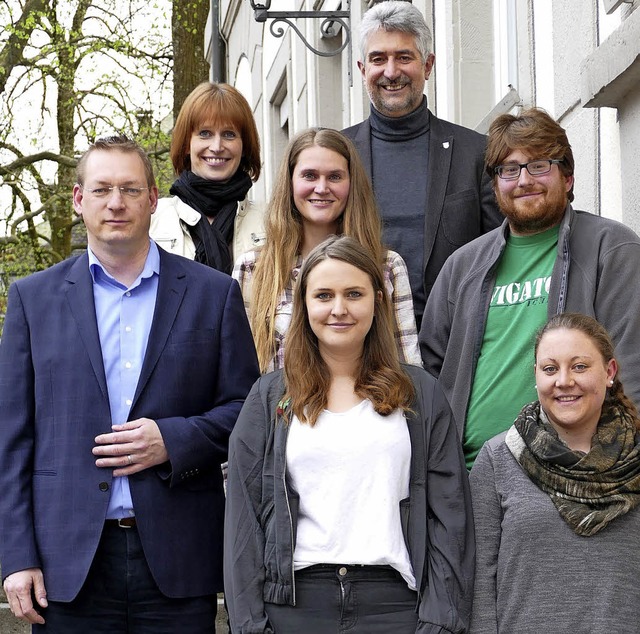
top-left (443, 141), bottom-right (450, 149)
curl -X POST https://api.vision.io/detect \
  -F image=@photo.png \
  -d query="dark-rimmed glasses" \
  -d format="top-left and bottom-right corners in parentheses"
top-left (494, 159), bottom-right (563, 180)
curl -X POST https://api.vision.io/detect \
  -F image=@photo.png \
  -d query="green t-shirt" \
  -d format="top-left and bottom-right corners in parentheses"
top-left (463, 226), bottom-right (559, 468)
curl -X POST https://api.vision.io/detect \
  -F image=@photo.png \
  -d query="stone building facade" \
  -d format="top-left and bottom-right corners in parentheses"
top-left (209, 0), bottom-right (640, 232)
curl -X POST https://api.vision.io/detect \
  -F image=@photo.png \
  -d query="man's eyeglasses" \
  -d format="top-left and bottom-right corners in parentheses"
top-left (83, 186), bottom-right (149, 199)
top-left (494, 159), bottom-right (564, 180)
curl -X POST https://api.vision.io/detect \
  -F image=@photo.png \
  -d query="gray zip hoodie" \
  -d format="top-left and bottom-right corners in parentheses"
top-left (420, 204), bottom-right (640, 439)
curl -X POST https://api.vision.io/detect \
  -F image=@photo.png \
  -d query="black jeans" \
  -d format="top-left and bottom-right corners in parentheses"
top-left (265, 564), bottom-right (418, 633)
top-left (33, 522), bottom-right (217, 633)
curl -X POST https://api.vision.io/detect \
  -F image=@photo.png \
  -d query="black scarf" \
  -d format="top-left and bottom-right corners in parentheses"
top-left (506, 401), bottom-right (640, 536)
top-left (170, 169), bottom-right (253, 274)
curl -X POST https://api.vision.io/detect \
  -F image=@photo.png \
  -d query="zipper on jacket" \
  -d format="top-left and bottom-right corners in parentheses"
top-left (282, 426), bottom-right (296, 606)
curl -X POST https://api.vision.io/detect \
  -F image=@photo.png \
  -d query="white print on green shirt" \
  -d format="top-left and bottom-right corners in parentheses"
top-left (490, 275), bottom-right (552, 306)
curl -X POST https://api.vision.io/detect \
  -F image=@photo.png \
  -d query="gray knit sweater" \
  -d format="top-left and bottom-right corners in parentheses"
top-left (470, 432), bottom-right (640, 634)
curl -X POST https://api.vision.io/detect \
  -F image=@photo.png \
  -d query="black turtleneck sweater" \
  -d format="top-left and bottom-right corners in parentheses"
top-left (370, 96), bottom-right (430, 319)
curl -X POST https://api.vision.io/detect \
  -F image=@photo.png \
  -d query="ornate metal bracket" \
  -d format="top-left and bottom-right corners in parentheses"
top-left (250, 1), bottom-right (352, 86)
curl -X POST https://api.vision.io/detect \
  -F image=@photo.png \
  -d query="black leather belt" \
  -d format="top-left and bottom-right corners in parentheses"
top-left (105, 517), bottom-right (137, 528)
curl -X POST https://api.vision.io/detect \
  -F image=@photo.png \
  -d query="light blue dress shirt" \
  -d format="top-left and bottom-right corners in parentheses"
top-left (88, 240), bottom-right (160, 519)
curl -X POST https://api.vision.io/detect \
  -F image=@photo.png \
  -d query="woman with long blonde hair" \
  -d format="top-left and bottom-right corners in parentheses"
top-left (233, 127), bottom-right (420, 372)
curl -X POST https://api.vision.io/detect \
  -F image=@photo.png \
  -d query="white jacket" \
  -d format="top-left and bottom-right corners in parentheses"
top-left (150, 195), bottom-right (266, 263)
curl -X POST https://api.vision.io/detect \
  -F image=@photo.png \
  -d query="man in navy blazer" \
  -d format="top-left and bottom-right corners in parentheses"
top-left (0, 135), bottom-right (259, 632)
top-left (342, 1), bottom-right (501, 329)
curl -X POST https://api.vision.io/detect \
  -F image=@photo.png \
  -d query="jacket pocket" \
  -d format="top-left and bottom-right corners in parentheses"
top-left (441, 188), bottom-right (481, 247)
top-left (154, 236), bottom-right (179, 252)
top-left (184, 469), bottom-right (222, 491)
top-left (168, 328), bottom-right (215, 346)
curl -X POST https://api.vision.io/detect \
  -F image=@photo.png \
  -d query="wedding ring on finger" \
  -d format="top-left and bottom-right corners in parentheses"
top-left (127, 454), bottom-right (133, 465)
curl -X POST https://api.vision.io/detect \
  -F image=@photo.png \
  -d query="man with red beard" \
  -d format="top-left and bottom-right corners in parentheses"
top-left (420, 107), bottom-right (640, 468)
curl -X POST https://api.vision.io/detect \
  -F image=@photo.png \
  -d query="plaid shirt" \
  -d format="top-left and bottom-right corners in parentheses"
top-left (232, 249), bottom-right (421, 372)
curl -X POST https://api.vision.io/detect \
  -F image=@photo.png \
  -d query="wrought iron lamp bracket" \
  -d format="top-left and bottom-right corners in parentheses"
top-left (251, 2), bottom-right (352, 86)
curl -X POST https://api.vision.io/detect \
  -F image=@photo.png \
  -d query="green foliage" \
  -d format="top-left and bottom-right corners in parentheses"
top-left (137, 116), bottom-right (174, 197)
top-left (0, 0), bottom-right (184, 335)
top-left (0, 232), bottom-right (56, 331)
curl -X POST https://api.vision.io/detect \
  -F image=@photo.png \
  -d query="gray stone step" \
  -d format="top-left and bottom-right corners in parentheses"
top-left (0, 568), bottom-right (29, 632)
top-left (0, 605), bottom-right (29, 633)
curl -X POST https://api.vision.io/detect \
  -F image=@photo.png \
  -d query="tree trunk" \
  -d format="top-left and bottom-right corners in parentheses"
top-left (47, 0), bottom-right (91, 259)
top-left (172, 0), bottom-right (212, 121)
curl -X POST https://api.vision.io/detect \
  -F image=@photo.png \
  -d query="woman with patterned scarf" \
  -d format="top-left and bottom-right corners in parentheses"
top-left (470, 312), bottom-right (640, 633)
top-left (150, 82), bottom-right (265, 274)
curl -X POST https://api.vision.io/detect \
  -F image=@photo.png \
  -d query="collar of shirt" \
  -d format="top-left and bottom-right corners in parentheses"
top-left (87, 239), bottom-right (160, 290)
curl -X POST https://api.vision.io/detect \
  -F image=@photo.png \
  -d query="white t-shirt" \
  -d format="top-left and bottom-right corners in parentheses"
top-left (287, 399), bottom-right (416, 589)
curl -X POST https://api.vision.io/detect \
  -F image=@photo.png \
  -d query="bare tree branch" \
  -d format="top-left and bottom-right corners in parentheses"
top-left (0, 151), bottom-right (77, 176)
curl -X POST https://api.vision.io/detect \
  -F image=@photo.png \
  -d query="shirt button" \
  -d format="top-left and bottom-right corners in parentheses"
top-left (338, 567), bottom-right (347, 576)
top-left (125, 399), bottom-right (132, 406)
top-left (99, 482), bottom-right (109, 492)
top-left (125, 326), bottom-right (132, 333)
top-left (124, 361), bottom-right (132, 369)
top-left (125, 291), bottom-right (131, 297)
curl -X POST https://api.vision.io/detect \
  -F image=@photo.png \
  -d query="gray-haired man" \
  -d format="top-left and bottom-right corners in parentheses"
top-left (343, 0), bottom-right (501, 329)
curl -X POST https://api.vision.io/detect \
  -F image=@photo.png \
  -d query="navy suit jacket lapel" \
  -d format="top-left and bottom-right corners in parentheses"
top-left (65, 253), bottom-right (109, 402)
top-left (132, 250), bottom-right (187, 407)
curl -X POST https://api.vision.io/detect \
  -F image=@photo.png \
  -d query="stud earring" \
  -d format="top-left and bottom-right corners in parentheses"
top-left (609, 380), bottom-right (614, 386)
